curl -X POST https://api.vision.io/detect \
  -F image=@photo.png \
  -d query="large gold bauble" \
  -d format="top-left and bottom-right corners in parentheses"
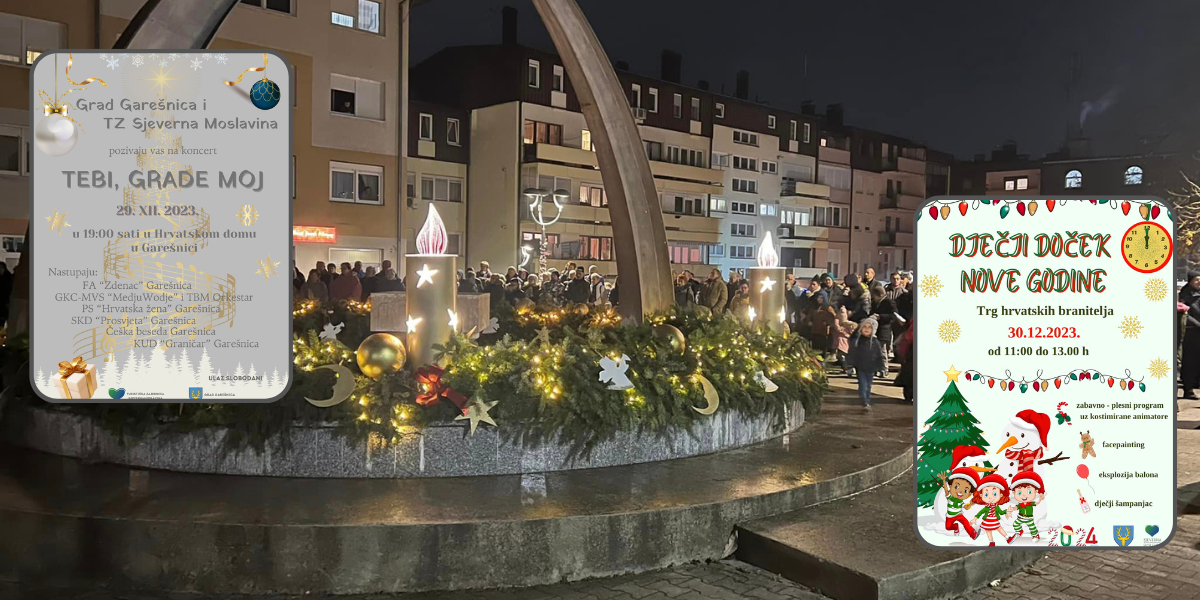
top-left (573, 303), bottom-right (590, 316)
top-left (356, 333), bottom-right (406, 379)
top-left (694, 306), bottom-right (712, 319)
top-left (651, 323), bottom-right (686, 355)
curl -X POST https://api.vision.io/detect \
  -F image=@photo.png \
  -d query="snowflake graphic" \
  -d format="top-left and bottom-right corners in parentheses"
top-left (168, 53), bottom-right (179, 61)
top-left (254, 255), bottom-right (280, 281)
top-left (1144, 278), bottom-right (1168, 302)
top-left (202, 53), bottom-right (212, 60)
top-left (1119, 316), bottom-right (1143, 339)
top-left (44, 209), bottom-right (71, 235)
top-left (131, 55), bottom-right (144, 67)
top-left (921, 274), bottom-right (943, 298)
top-left (216, 53), bottom-right (228, 65)
top-left (938, 319), bottom-right (960, 343)
top-left (106, 58), bottom-right (119, 70)
top-left (190, 58), bottom-right (203, 72)
top-left (160, 60), bottom-right (169, 67)
top-left (236, 204), bottom-right (259, 226)
top-left (1148, 358), bottom-right (1170, 380)
top-left (100, 53), bottom-right (107, 59)
top-left (149, 53), bottom-right (158, 58)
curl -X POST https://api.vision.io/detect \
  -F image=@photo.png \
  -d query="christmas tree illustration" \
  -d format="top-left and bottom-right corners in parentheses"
top-left (916, 366), bottom-right (989, 507)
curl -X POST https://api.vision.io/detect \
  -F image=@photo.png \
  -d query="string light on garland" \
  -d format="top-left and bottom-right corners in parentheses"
top-left (961, 368), bottom-right (1147, 393)
top-left (916, 198), bottom-right (1171, 222)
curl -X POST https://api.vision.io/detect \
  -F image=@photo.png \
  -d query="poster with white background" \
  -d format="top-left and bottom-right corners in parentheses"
top-left (914, 198), bottom-right (1175, 549)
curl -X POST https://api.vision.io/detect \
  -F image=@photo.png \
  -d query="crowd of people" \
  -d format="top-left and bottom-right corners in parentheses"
top-left (289, 258), bottom-right (1200, 411)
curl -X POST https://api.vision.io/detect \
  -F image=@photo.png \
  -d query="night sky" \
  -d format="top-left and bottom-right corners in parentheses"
top-left (410, 0), bottom-right (1200, 160)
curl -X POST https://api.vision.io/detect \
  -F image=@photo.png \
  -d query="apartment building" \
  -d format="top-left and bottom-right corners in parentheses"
top-left (951, 141), bottom-right (1039, 196)
top-left (0, 4), bottom-right (98, 268)
top-left (406, 100), bottom-right (469, 257)
top-left (99, 0), bottom-right (406, 273)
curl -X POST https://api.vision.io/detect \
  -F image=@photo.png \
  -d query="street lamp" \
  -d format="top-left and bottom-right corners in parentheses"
top-left (522, 187), bottom-right (568, 277)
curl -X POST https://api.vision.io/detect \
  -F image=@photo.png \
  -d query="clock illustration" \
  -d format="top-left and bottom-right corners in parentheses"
top-left (1121, 221), bottom-right (1172, 273)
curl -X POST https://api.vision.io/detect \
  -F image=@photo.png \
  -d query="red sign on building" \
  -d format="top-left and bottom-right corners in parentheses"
top-left (293, 226), bottom-right (337, 244)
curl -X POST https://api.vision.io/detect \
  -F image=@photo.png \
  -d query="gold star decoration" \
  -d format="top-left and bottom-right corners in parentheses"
top-left (416, 264), bottom-right (438, 287)
top-left (1144, 278), bottom-right (1168, 302)
top-left (921, 274), bottom-right (943, 298)
top-left (536, 326), bottom-right (553, 347)
top-left (938, 319), bottom-right (961, 343)
top-left (1119, 316), bottom-right (1143, 339)
top-left (747, 306), bottom-right (757, 322)
top-left (1148, 357), bottom-right (1170, 380)
top-left (759, 277), bottom-right (776, 292)
top-left (141, 64), bottom-right (181, 96)
top-left (455, 397), bottom-right (498, 435)
top-left (447, 309), bottom-right (458, 330)
top-left (236, 204), bottom-right (259, 226)
top-left (254, 254), bottom-right (280, 280)
top-left (944, 365), bottom-right (962, 382)
top-left (406, 315), bottom-right (422, 333)
top-left (44, 209), bottom-right (71, 234)
top-left (778, 305), bottom-right (787, 323)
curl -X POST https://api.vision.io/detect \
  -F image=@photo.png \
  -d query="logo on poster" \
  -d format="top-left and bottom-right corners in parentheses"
top-left (1113, 526), bottom-right (1134, 547)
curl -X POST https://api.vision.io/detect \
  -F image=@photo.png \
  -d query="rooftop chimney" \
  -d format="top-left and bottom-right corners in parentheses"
top-left (697, 79), bottom-right (710, 91)
top-left (825, 103), bottom-right (843, 127)
top-left (735, 70), bottom-right (750, 100)
top-left (660, 50), bottom-right (682, 84)
top-left (501, 6), bottom-right (518, 45)
top-left (800, 101), bottom-right (815, 116)
top-left (615, 60), bottom-right (629, 72)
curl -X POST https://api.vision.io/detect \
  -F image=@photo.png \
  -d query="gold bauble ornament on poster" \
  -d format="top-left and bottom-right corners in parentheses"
top-left (573, 303), bottom-right (590, 316)
top-left (651, 323), bottom-right (686, 355)
top-left (356, 333), bottom-right (406, 379)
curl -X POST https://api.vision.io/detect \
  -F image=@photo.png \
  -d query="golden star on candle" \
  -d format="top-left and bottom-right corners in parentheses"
top-left (778, 306), bottom-right (787, 323)
top-left (455, 397), bottom-right (498, 435)
top-left (416, 264), bottom-right (438, 287)
top-left (406, 315), bottom-right (422, 333)
top-left (759, 277), bottom-right (776, 292)
top-left (944, 365), bottom-right (962, 382)
top-left (747, 306), bottom-right (757, 322)
top-left (447, 309), bottom-right (458, 330)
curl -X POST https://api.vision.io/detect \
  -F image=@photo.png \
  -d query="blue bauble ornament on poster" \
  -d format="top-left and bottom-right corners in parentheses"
top-left (250, 78), bottom-right (281, 110)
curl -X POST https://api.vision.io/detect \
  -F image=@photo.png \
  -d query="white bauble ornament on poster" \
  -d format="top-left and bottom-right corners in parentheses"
top-left (35, 114), bottom-right (78, 157)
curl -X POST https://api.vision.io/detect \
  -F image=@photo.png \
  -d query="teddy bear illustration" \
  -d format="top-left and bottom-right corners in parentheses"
top-left (1079, 430), bottom-right (1096, 459)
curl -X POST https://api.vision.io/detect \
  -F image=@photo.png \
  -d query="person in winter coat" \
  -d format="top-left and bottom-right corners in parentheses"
top-left (841, 283), bottom-right (869, 323)
top-left (699, 269), bottom-right (728, 315)
top-left (728, 280), bottom-right (751, 318)
top-left (847, 316), bottom-right (886, 411)
top-left (808, 299), bottom-right (835, 358)
top-left (299, 269), bottom-right (328, 302)
top-left (894, 317), bottom-right (914, 402)
top-left (565, 270), bottom-right (591, 304)
top-left (869, 284), bottom-right (896, 376)
top-left (675, 273), bottom-right (696, 308)
top-left (833, 306), bottom-right (857, 373)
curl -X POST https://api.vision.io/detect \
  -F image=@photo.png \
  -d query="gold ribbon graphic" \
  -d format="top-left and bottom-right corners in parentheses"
top-left (65, 53), bottom-right (107, 88)
top-left (224, 53), bottom-right (268, 86)
top-left (57, 356), bottom-right (88, 378)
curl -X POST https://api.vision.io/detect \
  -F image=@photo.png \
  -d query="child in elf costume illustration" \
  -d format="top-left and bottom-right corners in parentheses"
top-left (937, 467), bottom-right (980, 539)
top-left (1006, 471), bottom-right (1045, 543)
top-left (970, 474), bottom-right (1012, 546)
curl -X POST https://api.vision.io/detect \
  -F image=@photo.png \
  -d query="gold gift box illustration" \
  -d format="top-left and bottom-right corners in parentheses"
top-left (54, 356), bottom-right (98, 400)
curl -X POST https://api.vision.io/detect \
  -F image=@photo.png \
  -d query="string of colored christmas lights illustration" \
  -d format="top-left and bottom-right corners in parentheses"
top-left (919, 198), bottom-right (1172, 221)
top-left (961, 368), bottom-right (1148, 393)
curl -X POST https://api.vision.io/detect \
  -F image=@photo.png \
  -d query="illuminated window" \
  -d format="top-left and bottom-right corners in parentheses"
top-left (1065, 170), bottom-right (1082, 188)
top-left (1124, 166), bottom-right (1143, 186)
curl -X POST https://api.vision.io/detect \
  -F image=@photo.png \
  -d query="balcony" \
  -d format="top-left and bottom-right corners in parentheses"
top-left (777, 224), bottom-right (850, 245)
top-left (878, 231), bottom-right (914, 247)
top-left (527, 143), bottom-right (599, 169)
top-left (819, 146), bottom-right (850, 166)
top-left (879, 193), bottom-right (922, 211)
top-left (781, 180), bottom-right (832, 199)
top-left (525, 143), bottom-right (723, 193)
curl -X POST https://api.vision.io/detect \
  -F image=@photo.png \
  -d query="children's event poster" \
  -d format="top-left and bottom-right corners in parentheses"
top-left (914, 197), bottom-right (1176, 549)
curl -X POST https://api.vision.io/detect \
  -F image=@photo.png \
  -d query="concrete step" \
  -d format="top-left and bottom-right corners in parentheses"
top-left (0, 393), bottom-right (914, 595)
top-left (736, 473), bottom-right (1041, 600)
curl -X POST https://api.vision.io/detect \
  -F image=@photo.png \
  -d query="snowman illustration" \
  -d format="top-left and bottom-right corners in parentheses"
top-left (994, 409), bottom-right (1067, 532)
top-left (933, 445), bottom-right (996, 534)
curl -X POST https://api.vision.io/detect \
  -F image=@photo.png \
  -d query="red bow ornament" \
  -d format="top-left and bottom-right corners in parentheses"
top-left (415, 365), bottom-right (469, 412)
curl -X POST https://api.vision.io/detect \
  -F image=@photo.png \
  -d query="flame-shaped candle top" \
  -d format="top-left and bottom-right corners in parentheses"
top-left (757, 231), bottom-right (779, 267)
top-left (415, 204), bottom-right (448, 255)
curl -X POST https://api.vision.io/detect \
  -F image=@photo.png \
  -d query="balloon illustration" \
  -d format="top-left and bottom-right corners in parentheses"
top-left (1076, 463), bottom-right (1095, 494)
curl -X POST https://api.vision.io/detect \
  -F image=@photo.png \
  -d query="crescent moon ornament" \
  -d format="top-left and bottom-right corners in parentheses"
top-left (692, 374), bottom-right (720, 415)
top-left (305, 363), bottom-right (356, 407)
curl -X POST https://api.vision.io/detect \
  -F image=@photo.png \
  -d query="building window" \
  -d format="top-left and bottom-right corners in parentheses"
top-left (1003, 176), bottom-right (1028, 191)
top-left (580, 184), bottom-right (608, 207)
top-left (523, 120), bottom-right (563, 145)
top-left (446, 233), bottom-right (462, 255)
top-left (732, 130), bottom-right (759, 146)
top-left (691, 97), bottom-right (701, 120)
top-left (552, 65), bottom-right (564, 92)
top-left (630, 83), bottom-right (641, 108)
top-left (715, 103), bottom-right (725, 119)
top-left (418, 113), bottom-right (433, 141)
top-left (331, 12), bottom-right (354, 27)
top-left (358, 0), bottom-right (380, 32)
top-left (761, 160), bottom-right (777, 175)
top-left (671, 195), bottom-right (704, 216)
top-left (669, 241), bottom-right (706, 265)
top-left (732, 178), bottom-right (758, 194)
top-left (406, 172), bottom-right (416, 202)
top-left (781, 209), bottom-right (810, 227)
top-left (672, 93), bottom-right (682, 118)
top-left (1125, 165), bottom-right (1143, 186)
top-left (241, 0), bottom-right (293, 15)
top-left (446, 118), bottom-right (461, 146)
top-left (711, 152), bottom-right (730, 169)
top-left (581, 129), bottom-right (592, 151)
top-left (420, 175), bottom-right (464, 203)
top-left (731, 223), bottom-right (756, 237)
top-left (645, 141), bottom-right (663, 161)
top-left (817, 164), bottom-right (851, 190)
top-left (729, 244), bottom-right (755, 260)
top-left (330, 74), bottom-right (383, 120)
top-left (662, 146), bottom-right (706, 167)
top-left (803, 123), bottom-right (811, 143)
top-left (759, 203), bottom-right (777, 217)
top-left (789, 120), bottom-right (798, 142)
top-left (330, 161), bottom-right (383, 205)
top-left (812, 206), bottom-right (844, 227)
top-left (710, 197), bottom-right (727, 213)
top-left (731, 201), bottom-right (756, 215)
top-left (1065, 170), bottom-right (1082, 188)
top-left (527, 59), bottom-right (541, 88)
top-left (0, 125), bottom-right (26, 175)
top-left (578, 236), bottom-right (613, 261)
top-left (768, 115), bottom-right (776, 129)
top-left (647, 88), bottom-right (659, 113)
top-left (709, 243), bottom-right (725, 258)
top-left (732, 156), bottom-right (758, 171)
